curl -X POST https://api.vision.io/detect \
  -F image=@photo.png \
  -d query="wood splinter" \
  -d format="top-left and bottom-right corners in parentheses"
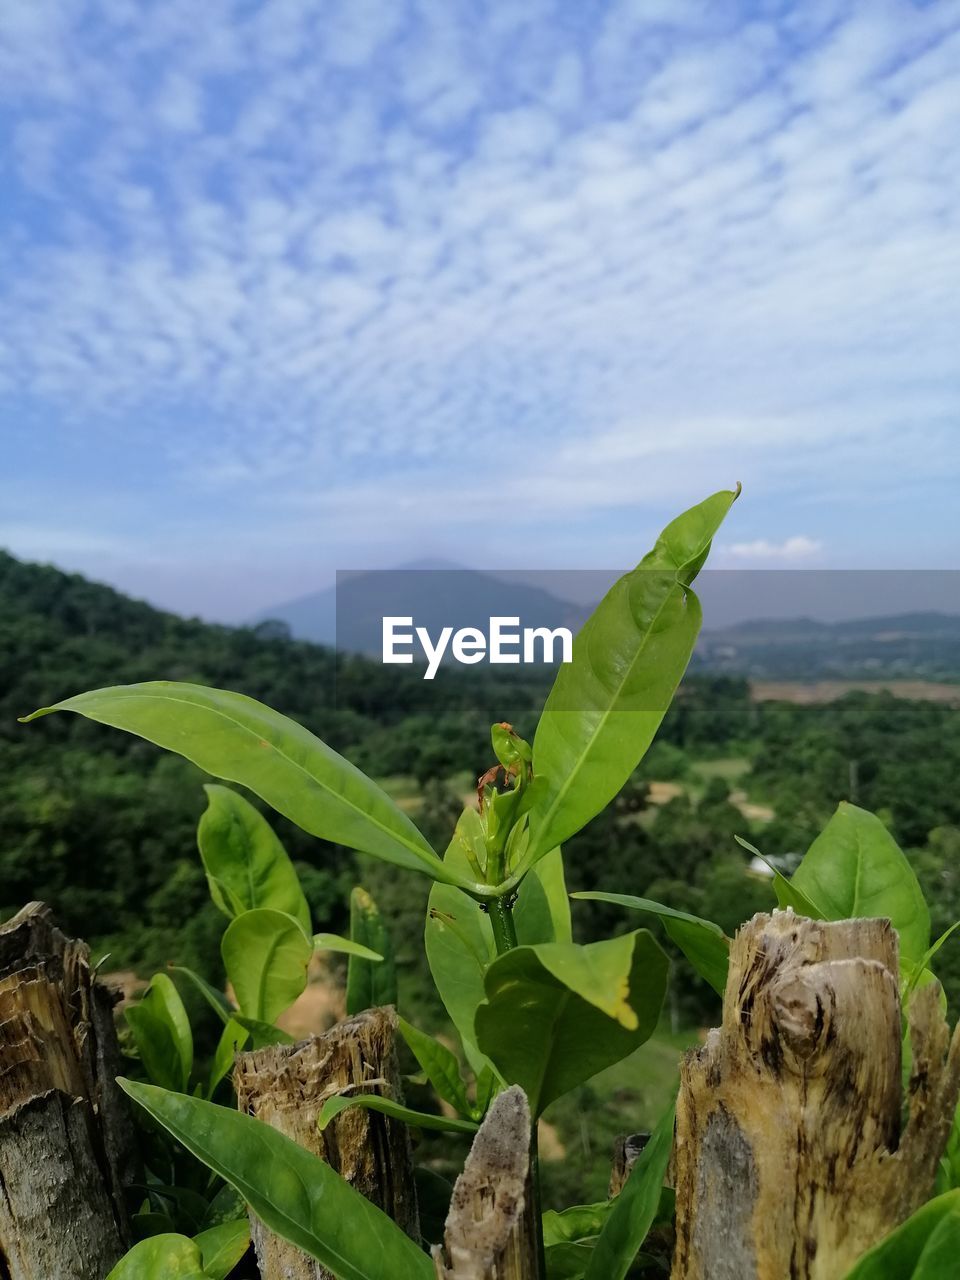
top-left (672, 910), bottom-right (960, 1280)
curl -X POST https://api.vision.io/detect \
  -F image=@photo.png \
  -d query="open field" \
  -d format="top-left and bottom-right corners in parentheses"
top-left (750, 679), bottom-right (960, 705)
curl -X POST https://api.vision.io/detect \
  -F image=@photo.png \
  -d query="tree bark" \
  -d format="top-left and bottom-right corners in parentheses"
top-left (672, 910), bottom-right (960, 1280)
top-left (432, 1086), bottom-right (540, 1280)
top-left (234, 1005), bottom-right (419, 1280)
top-left (0, 902), bottom-right (137, 1280)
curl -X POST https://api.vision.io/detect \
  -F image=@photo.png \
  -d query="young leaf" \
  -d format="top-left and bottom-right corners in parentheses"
top-left (20, 682), bottom-right (468, 887)
top-left (221, 908), bottom-right (312, 1024)
top-left (528, 488), bottom-right (739, 863)
top-left (583, 1101), bottom-right (675, 1280)
top-left (105, 1235), bottom-right (207, 1280)
top-left (346, 887), bottom-right (398, 1015)
top-left (313, 933), bottom-right (383, 961)
top-left (426, 812), bottom-right (571, 1076)
top-left (426, 812), bottom-right (503, 1075)
top-left (198, 784), bottom-right (311, 933)
top-left (513, 847), bottom-right (572, 945)
top-left (318, 1093), bottom-right (479, 1135)
top-left (194, 1220), bottom-right (249, 1279)
top-left (843, 1190), bottom-right (960, 1278)
top-left (119, 1079), bottom-right (434, 1280)
top-left (171, 966), bottom-right (232, 1026)
top-left (208, 1019), bottom-right (249, 1096)
top-left (734, 835), bottom-right (825, 918)
top-left (475, 931), bottom-right (668, 1115)
top-left (571, 892), bottom-right (728, 994)
top-left (398, 1017), bottom-right (473, 1115)
top-left (791, 802), bottom-right (930, 964)
top-left (126, 973), bottom-right (194, 1094)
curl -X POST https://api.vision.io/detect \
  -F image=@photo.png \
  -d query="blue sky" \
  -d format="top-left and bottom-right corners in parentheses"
top-left (2, 0), bottom-right (959, 621)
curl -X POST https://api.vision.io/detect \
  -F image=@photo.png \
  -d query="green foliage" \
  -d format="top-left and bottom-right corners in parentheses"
top-left (789, 802), bottom-right (930, 964)
top-left (843, 1191), bottom-right (960, 1278)
top-left (125, 973), bottom-right (194, 1093)
top-left (220, 907), bottom-right (314, 1024)
top-left (318, 1093), bottom-right (479, 1135)
top-left (529, 486), bottom-right (739, 863)
top-left (22, 681), bottom-right (462, 887)
top-left (198, 784), bottom-right (311, 932)
top-left (398, 1017), bottom-right (477, 1117)
top-left (475, 932), bottom-right (668, 1116)
top-left (569, 893), bottom-right (728, 994)
top-left (120, 1080), bottom-right (434, 1280)
top-left (583, 1101), bottom-right (676, 1280)
top-left (105, 1234), bottom-right (209, 1280)
top-left (345, 887), bottom-right (397, 1014)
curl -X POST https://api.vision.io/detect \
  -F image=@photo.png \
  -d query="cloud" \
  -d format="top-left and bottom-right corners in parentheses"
top-left (725, 536), bottom-right (824, 562)
top-left (1, 0), bottom-right (959, 604)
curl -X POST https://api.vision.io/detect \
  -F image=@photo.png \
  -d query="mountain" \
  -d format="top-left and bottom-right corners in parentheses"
top-left (255, 564), bottom-right (590, 654)
top-left (693, 611), bottom-right (960, 680)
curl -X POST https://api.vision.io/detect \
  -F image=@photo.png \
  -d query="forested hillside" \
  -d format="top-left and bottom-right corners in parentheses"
top-left (3, 548), bottom-right (960, 1018)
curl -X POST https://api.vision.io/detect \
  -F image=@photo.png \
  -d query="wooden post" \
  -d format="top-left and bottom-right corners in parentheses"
top-left (672, 910), bottom-right (960, 1280)
top-left (0, 902), bottom-right (138, 1280)
top-left (234, 1005), bottom-right (420, 1280)
top-left (609, 1132), bottom-right (648, 1197)
top-left (432, 1085), bottom-right (541, 1280)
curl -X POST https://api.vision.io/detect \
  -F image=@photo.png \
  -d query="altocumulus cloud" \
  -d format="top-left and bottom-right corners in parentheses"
top-left (1, 0), bottom-right (959, 607)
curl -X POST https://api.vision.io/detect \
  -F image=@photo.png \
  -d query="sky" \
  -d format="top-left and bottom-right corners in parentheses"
top-left (2, 0), bottom-right (959, 622)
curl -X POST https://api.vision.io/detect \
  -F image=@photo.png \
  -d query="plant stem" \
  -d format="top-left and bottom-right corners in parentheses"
top-left (488, 895), bottom-right (518, 956)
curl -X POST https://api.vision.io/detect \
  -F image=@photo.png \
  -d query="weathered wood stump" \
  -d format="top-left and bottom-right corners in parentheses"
top-left (672, 911), bottom-right (960, 1280)
top-left (0, 902), bottom-right (137, 1280)
top-left (234, 1005), bottom-right (419, 1280)
top-left (432, 1086), bottom-right (540, 1280)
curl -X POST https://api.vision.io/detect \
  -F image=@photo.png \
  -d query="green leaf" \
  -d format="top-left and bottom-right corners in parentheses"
top-left (791, 803), bottom-right (930, 963)
top-left (105, 1235), bottom-right (208, 1280)
top-left (843, 1191), bottom-right (960, 1278)
top-left (543, 1200), bottom-right (613, 1246)
top-left (475, 931), bottom-right (668, 1115)
top-left (208, 1019), bottom-right (249, 1095)
top-left (201, 1185), bottom-right (247, 1231)
top-left (194, 1220), bottom-right (249, 1279)
top-left (198, 784), bottom-right (311, 933)
top-left (318, 1092), bottom-right (479, 1135)
top-left (529, 488), bottom-right (738, 862)
top-left (313, 932), bottom-right (382, 962)
top-left (398, 1017), bottom-right (473, 1116)
top-left (904, 921), bottom-right (960, 1005)
top-left (514, 847), bottom-right (572, 944)
top-left (231, 1016), bottom-right (296, 1047)
top-left (913, 1207), bottom-right (960, 1279)
top-left (171, 966), bottom-right (232, 1026)
top-left (221, 908), bottom-right (312, 1024)
top-left (119, 1079), bottom-right (434, 1280)
top-left (126, 973), bottom-right (194, 1094)
top-left (21, 682), bottom-right (463, 886)
top-left (571, 892), bottom-right (728, 994)
top-left (734, 836), bottom-right (825, 918)
top-left (545, 1241), bottom-right (595, 1279)
top-left (346, 887), bottom-right (398, 1015)
top-left (584, 1101), bottom-right (675, 1280)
